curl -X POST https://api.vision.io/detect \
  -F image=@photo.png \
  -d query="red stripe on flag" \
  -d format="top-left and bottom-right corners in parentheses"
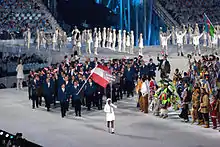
top-left (91, 73), bottom-right (109, 88)
top-left (97, 64), bottom-right (111, 73)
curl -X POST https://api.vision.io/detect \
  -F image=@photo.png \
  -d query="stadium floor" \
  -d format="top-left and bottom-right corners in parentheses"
top-left (0, 88), bottom-right (220, 147)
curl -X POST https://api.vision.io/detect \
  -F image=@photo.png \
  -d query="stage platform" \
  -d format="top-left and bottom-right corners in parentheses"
top-left (0, 88), bottom-right (220, 147)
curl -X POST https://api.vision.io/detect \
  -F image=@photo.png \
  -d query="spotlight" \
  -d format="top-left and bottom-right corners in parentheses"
top-left (0, 132), bottom-right (3, 135)
top-left (5, 134), bottom-right (9, 138)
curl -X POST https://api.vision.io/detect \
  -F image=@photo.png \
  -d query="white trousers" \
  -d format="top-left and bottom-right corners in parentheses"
top-left (162, 45), bottom-right (168, 55)
top-left (86, 43), bottom-right (91, 54)
top-left (102, 39), bottom-right (106, 48)
top-left (94, 47), bottom-right (98, 55)
top-left (194, 45), bottom-right (201, 55)
top-left (118, 42), bottom-right (122, 52)
top-left (17, 78), bottom-right (23, 89)
top-left (139, 47), bottom-right (143, 55)
top-left (177, 43), bottom-right (183, 54)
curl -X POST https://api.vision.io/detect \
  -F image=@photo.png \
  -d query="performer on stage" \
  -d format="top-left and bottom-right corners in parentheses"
top-left (126, 32), bottom-right (131, 53)
top-left (106, 28), bottom-right (110, 48)
top-left (130, 31), bottom-right (134, 54)
top-left (86, 30), bottom-right (92, 54)
top-left (109, 29), bottom-right (113, 49)
top-left (171, 26), bottom-right (176, 45)
top-left (27, 28), bottom-right (31, 49)
top-left (102, 27), bottom-right (106, 48)
top-left (160, 32), bottom-right (171, 56)
top-left (203, 28), bottom-right (208, 47)
top-left (76, 32), bottom-right (82, 55)
top-left (39, 28), bottom-right (45, 47)
top-left (112, 29), bottom-right (116, 51)
top-left (122, 30), bottom-right (126, 52)
top-left (104, 98), bottom-right (117, 134)
top-left (36, 28), bottom-right (40, 50)
top-left (188, 25), bottom-right (193, 44)
top-left (192, 32), bottom-right (203, 56)
top-left (94, 30), bottom-right (99, 55)
top-left (183, 24), bottom-right (187, 45)
top-left (117, 30), bottom-right (122, 52)
top-left (175, 30), bottom-right (186, 56)
top-left (52, 32), bottom-right (57, 51)
top-left (98, 28), bottom-right (102, 47)
top-left (138, 33), bottom-right (144, 56)
top-left (211, 33), bottom-right (220, 55)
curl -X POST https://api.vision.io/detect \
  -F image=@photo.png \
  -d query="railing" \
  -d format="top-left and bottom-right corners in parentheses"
top-left (153, 0), bottom-right (180, 28)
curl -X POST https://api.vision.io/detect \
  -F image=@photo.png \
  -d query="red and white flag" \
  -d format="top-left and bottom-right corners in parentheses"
top-left (91, 64), bottom-right (115, 88)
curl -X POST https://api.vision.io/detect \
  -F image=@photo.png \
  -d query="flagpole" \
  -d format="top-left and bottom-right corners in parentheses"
top-left (76, 65), bottom-right (98, 95)
top-left (204, 13), bottom-right (216, 31)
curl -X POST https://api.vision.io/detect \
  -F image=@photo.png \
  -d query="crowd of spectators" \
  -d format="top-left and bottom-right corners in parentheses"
top-left (158, 0), bottom-right (220, 25)
top-left (0, 0), bottom-right (55, 39)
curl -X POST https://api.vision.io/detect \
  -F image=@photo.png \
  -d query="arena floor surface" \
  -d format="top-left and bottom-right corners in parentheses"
top-left (0, 88), bottom-right (220, 147)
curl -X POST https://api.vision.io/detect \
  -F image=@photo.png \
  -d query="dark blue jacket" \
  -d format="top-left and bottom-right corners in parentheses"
top-left (139, 65), bottom-right (149, 77)
top-left (71, 86), bottom-right (81, 100)
top-left (84, 83), bottom-right (96, 96)
top-left (43, 82), bottom-right (53, 98)
top-left (124, 68), bottom-right (134, 82)
top-left (65, 81), bottom-right (72, 97)
top-left (58, 87), bottom-right (68, 102)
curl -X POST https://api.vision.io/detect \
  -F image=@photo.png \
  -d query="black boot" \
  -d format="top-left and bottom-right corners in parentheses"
top-left (181, 52), bottom-right (184, 56)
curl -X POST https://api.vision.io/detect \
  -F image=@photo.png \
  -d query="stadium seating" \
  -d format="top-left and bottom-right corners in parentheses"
top-left (0, 0), bottom-right (61, 39)
top-left (158, 0), bottom-right (220, 25)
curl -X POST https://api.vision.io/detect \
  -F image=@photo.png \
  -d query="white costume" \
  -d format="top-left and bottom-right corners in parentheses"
top-left (98, 28), bottom-right (102, 47)
top-left (193, 33), bottom-right (203, 56)
top-left (36, 29), bottom-right (40, 50)
top-left (122, 30), bottom-right (126, 52)
top-left (160, 33), bottom-right (171, 55)
top-left (102, 27), bottom-right (106, 48)
top-left (175, 31), bottom-right (186, 56)
top-left (117, 30), bottom-right (122, 52)
top-left (138, 33), bottom-right (144, 56)
top-left (203, 31), bottom-right (208, 47)
top-left (27, 28), bottom-right (31, 49)
top-left (108, 29), bottom-right (113, 48)
top-left (126, 34), bottom-right (130, 53)
top-left (188, 26), bottom-right (193, 44)
top-left (52, 33), bottom-right (57, 50)
top-left (76, 33), bottom-right (82, 55)
top-left (130, 31), bottom-right (134, 54)
top-left (171, 26), bottom-right (176, 45)
top-left (211, 34), bottom-right (220, 54)
top-left (39, 29), bottom-right (45, 46)
top-left (16, 63), bottom-right (24, 90)
top-left (106, 28), bottom-right (110, 48)
top-left (86, 31), bottom-right (92, 54)
top-left (182, 25), bottom-right (187, 44)
top-left (104, 98), bottom-right (117, 133)
top-left (112, 29), bottom-right (116, 50)
top-left (194, 23), bottom-right (200, 36)
top-left (93, 31), bottom-right (99, 55)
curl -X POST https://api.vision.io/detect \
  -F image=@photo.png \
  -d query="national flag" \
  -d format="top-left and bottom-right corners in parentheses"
top-left (204, 14), bottom-right (215, 37)
top-left (90, 64), bottom-right (115, 88)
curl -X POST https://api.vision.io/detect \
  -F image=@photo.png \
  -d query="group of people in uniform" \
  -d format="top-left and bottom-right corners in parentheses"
top-left (160, 23), bottom-right (220, 56)
top-left (27, 54), bottom-right (158, 118)
top-left (23, 27), bottom-right (67, 51)
top-left (23, 26), bottom-right (145, 56)
top-left (71, 26), bottom-right (144, 56)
